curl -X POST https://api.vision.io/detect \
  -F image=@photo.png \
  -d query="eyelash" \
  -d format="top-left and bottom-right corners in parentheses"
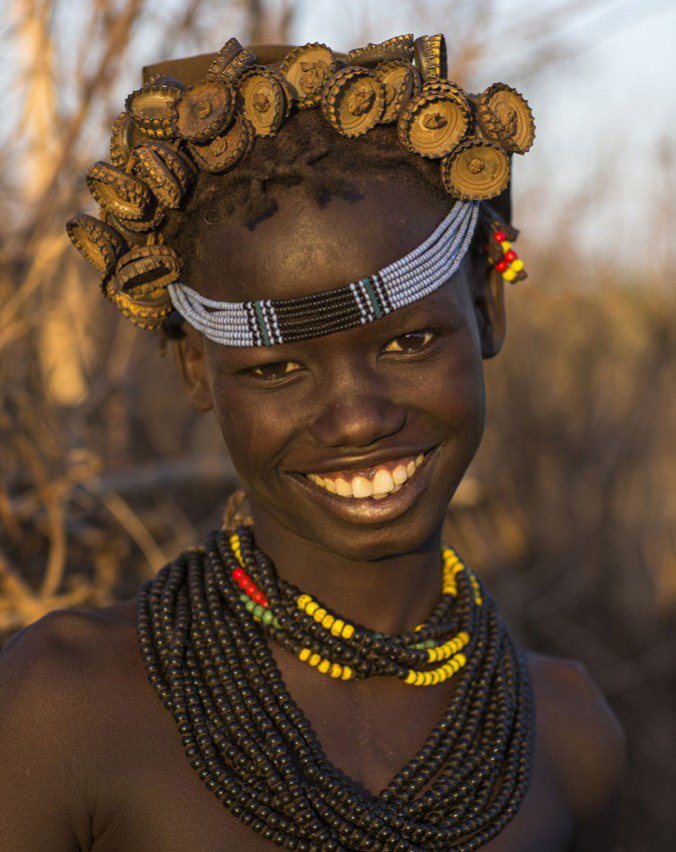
top-left (246, 330), bottom-right (437, 381)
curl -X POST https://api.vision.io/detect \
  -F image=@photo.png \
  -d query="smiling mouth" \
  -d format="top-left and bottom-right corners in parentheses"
top-left (304, 453), bottom-right (427, 500)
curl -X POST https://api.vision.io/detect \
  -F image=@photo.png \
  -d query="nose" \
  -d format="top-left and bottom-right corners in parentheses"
top-left (307, 368), bottom-right (406, 450)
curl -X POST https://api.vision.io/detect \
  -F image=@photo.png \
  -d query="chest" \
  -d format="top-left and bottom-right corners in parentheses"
top-left (90, 658), bottom-right (575, 852)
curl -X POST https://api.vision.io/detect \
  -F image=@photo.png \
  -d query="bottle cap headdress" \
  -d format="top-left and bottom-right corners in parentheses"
top-left (66, 34), bottom-right (535, 346)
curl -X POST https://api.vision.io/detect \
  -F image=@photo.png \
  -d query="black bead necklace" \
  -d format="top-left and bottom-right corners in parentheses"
top-left (136, 526), bottom-right (534, 850)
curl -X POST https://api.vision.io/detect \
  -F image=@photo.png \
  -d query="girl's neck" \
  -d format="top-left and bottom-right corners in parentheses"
top-left (248, 508), bottom-right (444, 636)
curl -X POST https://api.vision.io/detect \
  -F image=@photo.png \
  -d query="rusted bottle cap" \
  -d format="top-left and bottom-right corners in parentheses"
top-left (413, 34), bottom-right (447, 82)
top-left (133, 141), bottom-right (195, 209)
top-left (208, 39), bottom-right (258, 83)
top-left (109, 111), bottom-right (148, 169)
top-left (237, 67), bottom-right (288, 137)
top-left (280, 43), bottom-right (337, 108)
top-left (375, 60), bottom-right (421, 124)
top-left (125, 78), bottom-right (184, 139)
top-left (176, 80), bottom-right (236, 143)
top-left (321, 66), bottom-right (385, 137)
top-left (348, 34), bottom-right (414, 67)
top-left (106, 276), bottom-right (173, 330)
top-left (115, 244), bottom-right (181, 297)
top-left (476, 83), bottom-right (535, 154)
top-left (65, 214), bottom-right (127, 275)
top-left (86, 162), bottom-right (152, 221)
top-left (441, 136), bottom-right (511, 200)
top-left (397, 88), bottom-right (470, 159)
top-left (187, 113), bottom-right (254, 173)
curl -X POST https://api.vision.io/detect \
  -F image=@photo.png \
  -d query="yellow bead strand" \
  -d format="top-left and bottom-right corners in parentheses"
top-left (426, 630), bottom-right (469, 663)
top-left (296, 593), bottom-right (355, 639)
top-left (296, 646), bottom-right (353, 679)
top-left (404, 651), bottom-right (468, 686)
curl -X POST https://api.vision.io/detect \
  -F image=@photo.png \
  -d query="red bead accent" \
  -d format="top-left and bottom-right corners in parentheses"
top-left (505, 250), bottom-right (517, 262)
top-left (233, 567), bottom-right (245, 582)
top-left (238, 576), bottom-right (249, 588)
top-left (252, 589), bottom-right (265, 604)
top-left (493, 231), bottom-right (506, 243)
top-left (495, 259), bottom-right (509, 273)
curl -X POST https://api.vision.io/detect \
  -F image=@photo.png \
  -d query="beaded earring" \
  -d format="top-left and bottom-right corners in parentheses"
top-left (486, 219), bottom-right (528, 283)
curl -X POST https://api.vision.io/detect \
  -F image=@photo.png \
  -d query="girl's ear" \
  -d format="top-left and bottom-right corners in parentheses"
top-left (472, 252), bottom-right (507, 359)
top-left (173, 324), bottom-right (214, 412)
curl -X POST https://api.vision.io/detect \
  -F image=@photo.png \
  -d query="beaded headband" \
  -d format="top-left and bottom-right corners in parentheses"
top-left (169, 199), bottom-right (478, 347)
top-left (65, 33), bottom-right (535, 342)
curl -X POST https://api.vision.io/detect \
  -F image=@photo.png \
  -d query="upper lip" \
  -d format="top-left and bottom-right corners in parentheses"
top-left (288, 445), bottom-right (438, 477)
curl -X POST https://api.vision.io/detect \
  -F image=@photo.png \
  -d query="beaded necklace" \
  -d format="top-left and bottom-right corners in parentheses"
top-left (137, 526), bottom-right (534, 850)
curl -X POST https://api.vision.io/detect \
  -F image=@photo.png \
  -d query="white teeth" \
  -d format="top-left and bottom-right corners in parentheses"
top-left (392, 464), bottom-right (408, 485)
top-left (335, 478), bottom-right (352, 497)
top-left (372, 468), bottom-right (394, 495)
top-left (352, 475), bottom-right (373, 498)
top-left (307, 452), bottom-right (428, 499)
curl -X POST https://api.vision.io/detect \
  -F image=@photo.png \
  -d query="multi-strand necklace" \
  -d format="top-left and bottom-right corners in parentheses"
top-left (136, 526), bottom-right (533, 850)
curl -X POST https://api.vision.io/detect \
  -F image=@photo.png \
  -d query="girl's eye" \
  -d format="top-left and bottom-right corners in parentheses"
top-left (249, 361), bottom-right (303, 380)
top-left (383, 330), bottom-right (435, 354)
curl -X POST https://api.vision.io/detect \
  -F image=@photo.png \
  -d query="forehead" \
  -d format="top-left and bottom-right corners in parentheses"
top-left (184, 175), bottom-right (452, 304)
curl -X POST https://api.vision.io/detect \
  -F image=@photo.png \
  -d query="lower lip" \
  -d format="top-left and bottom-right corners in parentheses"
top-left (289, 448), bottom-right (439, 526)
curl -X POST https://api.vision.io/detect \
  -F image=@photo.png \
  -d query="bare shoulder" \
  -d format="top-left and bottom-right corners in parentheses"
top-left (1, 598), bottom-right (140, 721)
top-left (527, 652), bottom-right (626, 822)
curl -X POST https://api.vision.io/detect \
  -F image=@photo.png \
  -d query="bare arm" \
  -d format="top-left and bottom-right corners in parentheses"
top-left (0, 612), bottom-right (96, 850)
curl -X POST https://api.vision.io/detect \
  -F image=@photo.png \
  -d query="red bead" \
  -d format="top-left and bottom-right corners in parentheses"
top-left (495, 259), bottom-right (508, 273)
top-left (238, 575), bottom-right (249, 588)
top-left (493, 231), bottom-right (506, 243)
top-left (505, 250), bottom-right (518, 262)
top-left (252, 589), bottom-right (265, 604)
top-left (233, 568), bottom-right (245, 582)
top-left (244, 582), bottom-right (257, 596)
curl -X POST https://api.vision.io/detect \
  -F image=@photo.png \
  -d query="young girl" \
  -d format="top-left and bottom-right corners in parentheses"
top-left (1, 35), bottom-right (624, 850)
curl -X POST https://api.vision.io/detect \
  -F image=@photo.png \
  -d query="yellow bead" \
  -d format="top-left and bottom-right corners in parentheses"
top-left (503, 268), bottom-right (517, 282)
top-left (457, 652), bottom-right (467, 668)
top-left (330, 619), bottom-right (344, 636)
top-left (318, 659), bottom-right (331, 674)
top-left (405, 670), bottom-right (417, 685)
top-left (321, 614), bottom-right (334, 630)
top-left (500, 240), bottom-right (511, 251)
top-left (299, 648), bottom-right (311, 662)
top-left (306, 601), bottom-right (319, 616)
top-left (297, 594), bottom-right (311, 610)
top-left (313, 607), bottom-right (327, 622)
top-left (330, 663), bottom-right (343, 679)
top-left (341, 666), bottom-right (353, 680)
top-left (309, 653), bottom-right (321, 667)
top-left (511, 258), bottom-right (524, 272)
top-left (341, 623), bottom-right (354, 639)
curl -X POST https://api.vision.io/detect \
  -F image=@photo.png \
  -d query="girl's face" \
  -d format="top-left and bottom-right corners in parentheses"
top-left (180, 177), bottom-right (503, 561)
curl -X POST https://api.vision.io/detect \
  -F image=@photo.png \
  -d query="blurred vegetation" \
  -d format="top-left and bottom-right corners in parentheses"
top-left (1, 1), bottom-right (674, 849)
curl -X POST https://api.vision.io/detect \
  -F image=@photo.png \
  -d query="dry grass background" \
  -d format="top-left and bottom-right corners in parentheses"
top-left (1, 1), bottom-right (674, 849)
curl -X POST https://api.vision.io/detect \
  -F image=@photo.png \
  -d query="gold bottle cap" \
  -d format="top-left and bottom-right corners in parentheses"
top-left (133, 141), bottom-right (195, 209)
top-left (321, 66), bottom-right (385, 138)
top-left (187, 113), bottom-right (254, 173)
top-left (86, 162), bottom-right (152, 221)
top-left (115, 244), bottom-right (181, 297)
top-left (441, 136), bottom-right (511, 200)
top-left (279, 43), bottom-right (337, 109)
top-left (237, 67), bottom-right (288, 137)
top-left (413, 34), bottom-right (447, 82)
top-left (348, 34), bottom-right (414, 67)
top-left (207, 37), bottom-right (245, 81)
top-left (106, 276), bottom-right (173, 330)
top-left (65, 214), bottom-right (127, 275)
top-left (476, 83), bottom-right (535, 154)
top-left (397, 88), bottom-right (470, 159)
top-left (375, 60), bottom-right (421, 124)
top-left (109, 111), bottom-right (148, 169)
top-left (125, 78), bottom-right (184, 140)
top-left (176, 80), bottom-right (235, 143)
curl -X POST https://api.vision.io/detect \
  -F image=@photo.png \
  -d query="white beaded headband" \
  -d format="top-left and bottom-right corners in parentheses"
top-left (167, 200), bottom-right (478, 347)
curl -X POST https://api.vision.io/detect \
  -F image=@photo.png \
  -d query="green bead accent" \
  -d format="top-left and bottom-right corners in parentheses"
top-left (262, 610), bottom-right (274, 625)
